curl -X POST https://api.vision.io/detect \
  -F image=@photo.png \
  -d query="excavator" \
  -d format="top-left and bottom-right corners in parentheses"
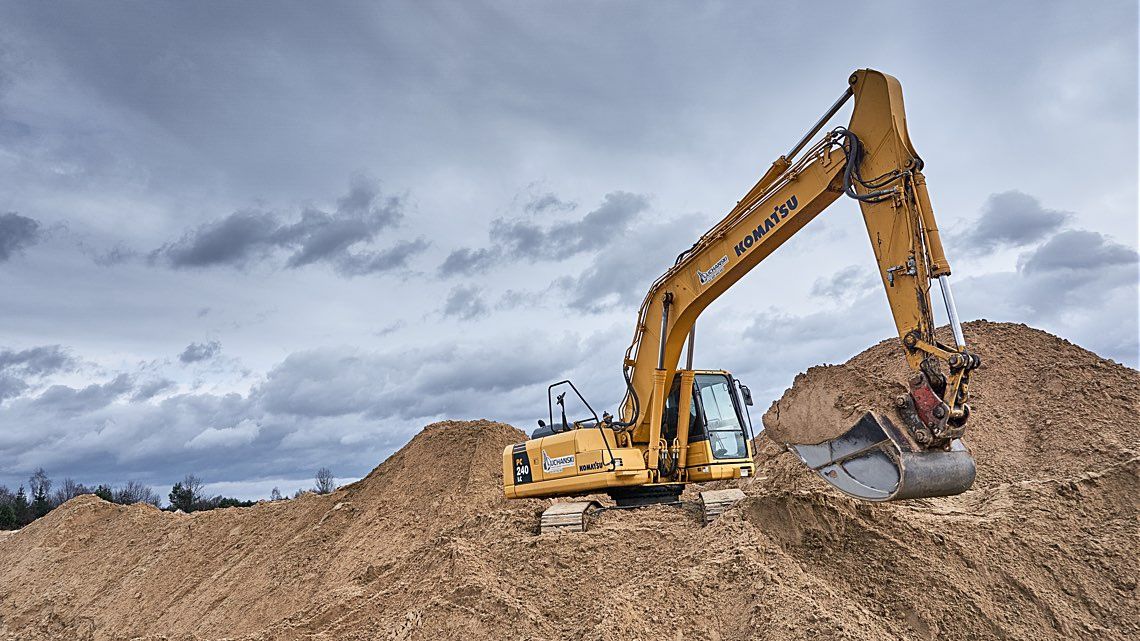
top-left (502, 69), bottom-right (982, 532)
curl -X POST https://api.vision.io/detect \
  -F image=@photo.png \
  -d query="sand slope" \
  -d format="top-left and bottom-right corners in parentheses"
top-left (1, 321), bottom-right (1136, 640)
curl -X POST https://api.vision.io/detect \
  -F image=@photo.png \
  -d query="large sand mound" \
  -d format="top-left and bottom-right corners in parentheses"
top-left (762, 320), bottom-right (1140, 488)
top-left (1, 322), bottom-right (1137, 640)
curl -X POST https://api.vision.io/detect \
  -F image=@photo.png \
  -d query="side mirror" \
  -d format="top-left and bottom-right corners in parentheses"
top-left (537, 419), bottom-right (547, 428)
top-left (740, 384), bottom-right (754, 406)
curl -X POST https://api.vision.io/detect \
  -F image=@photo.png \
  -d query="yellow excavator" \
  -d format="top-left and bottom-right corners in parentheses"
top-left (502, 69), bottom-right (981, 532)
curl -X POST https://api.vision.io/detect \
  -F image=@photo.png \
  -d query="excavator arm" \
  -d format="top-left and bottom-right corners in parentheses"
top-left (610, 69), bottom-right (980, 500)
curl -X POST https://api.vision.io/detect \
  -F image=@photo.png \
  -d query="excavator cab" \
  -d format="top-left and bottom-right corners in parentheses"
top-left (662, 371), bottom-right (755, 483)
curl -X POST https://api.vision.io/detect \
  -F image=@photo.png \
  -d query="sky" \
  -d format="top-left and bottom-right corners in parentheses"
top-left (0, 1), bottom-right (1136, 501)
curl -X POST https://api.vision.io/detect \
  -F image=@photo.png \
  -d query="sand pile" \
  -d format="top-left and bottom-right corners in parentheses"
top-left (0, 420), bottom-right (529, 640)
top-left (1, 322), bottom-right (1137, 640)
top-left (762, 363), bottom-right (905, 446)
top-left (763, 321), bottom-right (1140, 488)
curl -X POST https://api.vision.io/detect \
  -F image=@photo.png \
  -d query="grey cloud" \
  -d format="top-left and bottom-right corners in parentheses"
top-left (0, 328), bottom-right (606, 488)
top-left (1018, 230), bottom-right (1138, 274)
top-left (810, 266), bottom-right (877, 303)
top-left (947, 224), bottom-right (1134, 357)
top-left (157, 210), bottom-right (280, 268)
top-left (525, 193), bottom-right (577, 215)
top-left (442, 191), bottom-right (650, 276)
top-left (560, 215), bottom-right (703, 308)
top-left (0, 374), bottom-right (29, 402)
top-left (493, 191), bottom-right (649, 260)
top-left (179, 340), bottom-right (221, 363)
top-left (954, 191), bottom-right (1070, 255)
top-left (0, 345), bottom-right (76, 402)
top-left (373, 320), bottom-right (405, 337)
top-left (93, 245), bottom-right (139, 266)
top-left (0, 212), bottom-right (42, 261)
top-left (132, 378), bottom-right (176, 401)
top-left (277, 179), bottom-right (402, 268)
top-left (442, 285), bottom-right (489, 321)
top-left (0, 385), bottom-right (272, 491)
top-left (733, 297), bottom-right (890, 402)
top-left (336, 177), bottom-right (390, 216)
top-left (32, 373), bottom-right (133, 416)
top-left (278, 210), bottom-right (389, 269)
top-left (152, 179), bottom-right (423, 276)
top-left (496, 288), bottom-right (546, 311)
top-left (976, 228), bottom-right (1140, 331)
top-left (256, 349), bottom-right (384, 418)
top-left (334, 238), bottom-right (429, 277)
top-left (439, 247), bottom-right (502, 277)
top-left (0, 345), bottom-right (75, 376)
top-left (254, 333), bottom-right (605, 424)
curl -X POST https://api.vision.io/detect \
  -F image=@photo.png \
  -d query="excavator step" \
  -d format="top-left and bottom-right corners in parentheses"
top-left (699, 489), bottom-right (746, 524)
top-left (789, 412), bottom-right (976, 501)
top-left (539, 501), bottom-right (601, 534)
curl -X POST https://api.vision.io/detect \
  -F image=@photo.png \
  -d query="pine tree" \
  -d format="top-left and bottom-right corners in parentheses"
top-left (28, 468), bottom-right (52, 519)
top-left (168, 475), bottom-right (204, 512)
top-left (94, 484), bottom-right (113, 502)
top-left (0, 504), bottom-right (17, 530)
top-left (13, 486), bottom-right (30, 527)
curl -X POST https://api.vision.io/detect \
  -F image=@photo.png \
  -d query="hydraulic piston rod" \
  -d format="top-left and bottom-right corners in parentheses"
top-left (685, 323), bottom-right (695, 370)
top-left (785, 86), bottom-right (854, 160)
top-left (937, 275), bottom-right (965, 348)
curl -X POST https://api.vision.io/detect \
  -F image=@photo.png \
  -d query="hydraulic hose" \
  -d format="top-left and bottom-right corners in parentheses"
top-left (609, 364), bottom-right (640, 430)
top-left (836, 128), bottom-right (898, 203)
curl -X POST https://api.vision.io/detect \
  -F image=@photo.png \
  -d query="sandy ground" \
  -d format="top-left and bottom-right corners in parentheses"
top-left (0, 321), bottom-right (1136, 640)
top-left (762, 361), bottom-right (907, 445)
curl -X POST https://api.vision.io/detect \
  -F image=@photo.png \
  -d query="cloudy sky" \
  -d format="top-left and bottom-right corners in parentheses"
top-left (0, 1), bottom-right (1136, 500)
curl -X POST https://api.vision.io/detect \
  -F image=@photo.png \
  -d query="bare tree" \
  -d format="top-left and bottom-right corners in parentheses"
top-left (113, 481), bottom-right (161, 507)
top-left (52, 478), bottom-right (91, 506)
top-left (28, 468), bottom-right (51, 500)
top-left (269, 487), bottom-right (283, 501)
top-left (313, 468), bottom-right (335, 495)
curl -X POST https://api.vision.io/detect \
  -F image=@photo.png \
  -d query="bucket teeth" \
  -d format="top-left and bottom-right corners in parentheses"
top-left (788, 412), bottom-right (976, 501)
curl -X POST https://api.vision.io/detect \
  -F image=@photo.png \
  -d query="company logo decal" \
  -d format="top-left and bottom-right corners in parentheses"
top-left (578, 458), bottom-right (623, 472)
top-left (542, 451), bottom-right (575, 474)
top-left (697, 255), bottom-right (728, 286)
top-left (734, 195), bottom-right (799, 257)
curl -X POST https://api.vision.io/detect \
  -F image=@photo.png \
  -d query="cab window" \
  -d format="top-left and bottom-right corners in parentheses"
top-left (695, 374), bottom-right (747, 459)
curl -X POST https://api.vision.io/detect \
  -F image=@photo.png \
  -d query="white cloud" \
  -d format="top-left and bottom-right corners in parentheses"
top-left (185, 418), bottom-right (261, 450)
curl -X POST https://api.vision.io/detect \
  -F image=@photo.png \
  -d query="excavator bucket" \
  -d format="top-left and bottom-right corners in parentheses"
top-left (788, 412), bottom-right (975, 501)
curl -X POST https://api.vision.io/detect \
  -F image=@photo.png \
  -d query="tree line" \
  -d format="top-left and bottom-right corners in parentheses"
top-left (0, 466), bottom-right (338, 530)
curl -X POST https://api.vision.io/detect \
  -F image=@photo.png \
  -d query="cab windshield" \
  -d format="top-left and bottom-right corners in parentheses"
top-left (695, 374), bottom-right (748, 459)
